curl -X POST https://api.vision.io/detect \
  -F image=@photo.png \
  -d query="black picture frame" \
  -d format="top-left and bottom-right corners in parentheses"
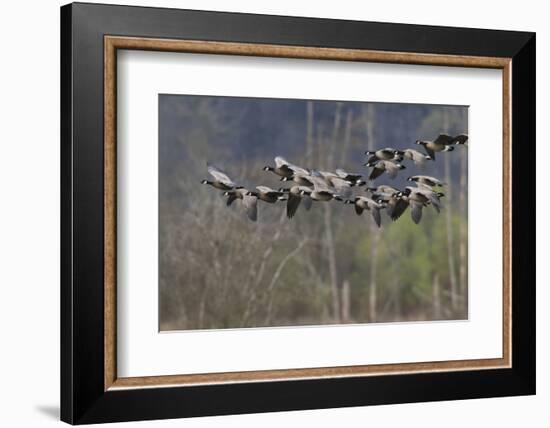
top-left (61, 2), bottom-right (535, 424)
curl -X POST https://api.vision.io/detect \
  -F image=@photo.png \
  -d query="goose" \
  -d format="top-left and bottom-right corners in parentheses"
top-left (222, 188), bottom-right (258, 221)
top-left (365, 184), bottom-right (400, 196)
top-left (263, 156), bottom-right (309, 178)
top-left (201, 163), bottom-right (237, 190)
top-left (345, 196), bottom-right (386, 227)
top-left (335, 168), bottom-right (365, 186)
top-left (407, 175), bottom-right (446, 188)
top-left (302, 177), bottom-right (344, 202)
top-left (364, 148), bottom-right (400, 165)
top-left (281, 171), bottom-right (315, 187)
top-left (415, 134), bottom-right (468, 160)
top-left (280, 185), bottom-right (313, 218)
top-left (395, 188), bottom-right (432, 224)
top-left (247, 186), bottom-right (286, 203)
top-left (314, 170), bottom-right (354, 199)
top-left (394, 148), bottom-right (431, 165)
top-left (408, 185), bottom-right (445, 213)
top-left (368, 160), bottom-right (406, 180)
top-left (374, 192), bottom-right (409, 221)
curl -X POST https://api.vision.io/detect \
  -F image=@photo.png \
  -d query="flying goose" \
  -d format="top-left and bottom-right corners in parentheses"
top-left (365, 184), bottom-right (400, 197)
top-left (407, 175), bottom-right (446, 188)
top-left (314, 170), bottom-right (354, 199)
top-left (415, 134), bottom-right (468, 160)
top-left (248, 186), bottom-right (286, 203)
top-left (368, 160), bottom-right (406, 180)
top-left (364, 148), bottom-right (401, 165)
top-left (408, 185), bottom-right (445, 213)
top-left (281, 171), bottom-right (315, 187)
top-left (223, 188), bottom-right (258, 221)
top-left (335, 168), bottom-right (365, 186)
top-left (280, 185), bottom-right (313, 218)
top-left (302, 176), bottom-right (344, 202)
top-left (345, 196), bottom-right (386, 227)
top-left (201, 163), bottom-right (237, 190)
top-left (374, 192), bottom-right (409, 221)
top-left (263, 156), bottom-right (309, 178)
top-left (394, 148), bottom-right (432, 165)
top-left (395, 188), bottom-right (432, 223)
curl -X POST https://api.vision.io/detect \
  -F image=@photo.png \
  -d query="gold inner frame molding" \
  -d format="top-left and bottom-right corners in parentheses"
top-left (104, 35), bottom-right (512, 391)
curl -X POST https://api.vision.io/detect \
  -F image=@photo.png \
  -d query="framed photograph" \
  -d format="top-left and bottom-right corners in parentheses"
top-left (61, 2), bottom-right (535, 424)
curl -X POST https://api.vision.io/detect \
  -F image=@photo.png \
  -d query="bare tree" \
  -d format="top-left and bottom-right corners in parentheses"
top-left (443, 111), bottom-right (458, 313)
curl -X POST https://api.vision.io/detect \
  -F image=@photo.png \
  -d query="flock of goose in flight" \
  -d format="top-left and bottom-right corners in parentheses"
top-left (201, 133), bottom-right (468, 227)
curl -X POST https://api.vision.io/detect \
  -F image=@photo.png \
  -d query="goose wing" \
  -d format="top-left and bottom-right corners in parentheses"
top-left (384, 161), bottom-right (402, 179)
top-left (286, 192), bottom-right (302, 218)
top-left (309, 175), bottom-right (331, 191)
top-left (371, 207), bottom-right (382, 228)
top-left (330, 177), bottom-right (352, 198)
top-left (421, 145), bottom-right (436, 161)
top-left (410, 201), bottom-right (423, 224)
top-left (242, 194), bottom-right (258, 222)
top-left (256, 185), bottom-right (279, 196)
top-left (302, 194), bottom-right (312, 210)
top-left (335, 168), bottom-right (362, 181)
top-left (416, 182), bottom-right (435, 191)
top-left (406, 149), bottom-right (429, 164)
top-left (226, 192), bottom-right (238, 206)
top-left (207, 164), bottom-right (235, 186)
top-left (366, 154), bottom-right (379, 165)
top-left (368, 163), bottom-right (385, 180)
top-left (391, 198), bottom-right (409, 221)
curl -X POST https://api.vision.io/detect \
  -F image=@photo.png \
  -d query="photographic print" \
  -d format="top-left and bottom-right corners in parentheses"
top-left (159, 94), bottom-right (468, 331)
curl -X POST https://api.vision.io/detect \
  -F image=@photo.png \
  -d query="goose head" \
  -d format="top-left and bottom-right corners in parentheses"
top-left (407, 176), bottom-right (414, 182)
top-left (263, 166), bottom-right (273, 172)
top-left (365, 150), bottom-right (375, 155)
top-left (415, 140), bottom-right (424, 145)
top-left (201, 179), bottom-right (209, 185)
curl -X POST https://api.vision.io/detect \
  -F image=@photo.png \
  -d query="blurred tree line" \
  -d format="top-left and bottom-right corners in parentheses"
top-left (159, 95), bottom-right (468, 330)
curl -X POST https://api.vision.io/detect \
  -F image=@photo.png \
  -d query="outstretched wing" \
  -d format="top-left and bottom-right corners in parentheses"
top-left (421, 145), bottom-right (436, 161)
top-left (410, 201), bottom-right (423, 224)
top-left (391, 198), bottom-right (409, 221)
top-left (226, 193), bottom-right (238, 206)
top-left (274, 156), bottom-right (289, 168)
top-left (371, 208), bottom-right (382, 228)
top-left (242, 194), bottom-right (258, 222)
top-left (207, 163), bottom-right (235, 186)
top-left (256, 185), bottom-right (280, 196)
top-left (369, 165), bottom-right (385, 181)
top-left (335, 168), bottom-right (362, 181)
top-left (385, 161), bottom-right (402, 179)
top-left (302, 195), bottom-right (312, 211)
top-left (286, 192), bottom-right (302, 218)
top-left (330, 177), bottom-right (352, 198)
